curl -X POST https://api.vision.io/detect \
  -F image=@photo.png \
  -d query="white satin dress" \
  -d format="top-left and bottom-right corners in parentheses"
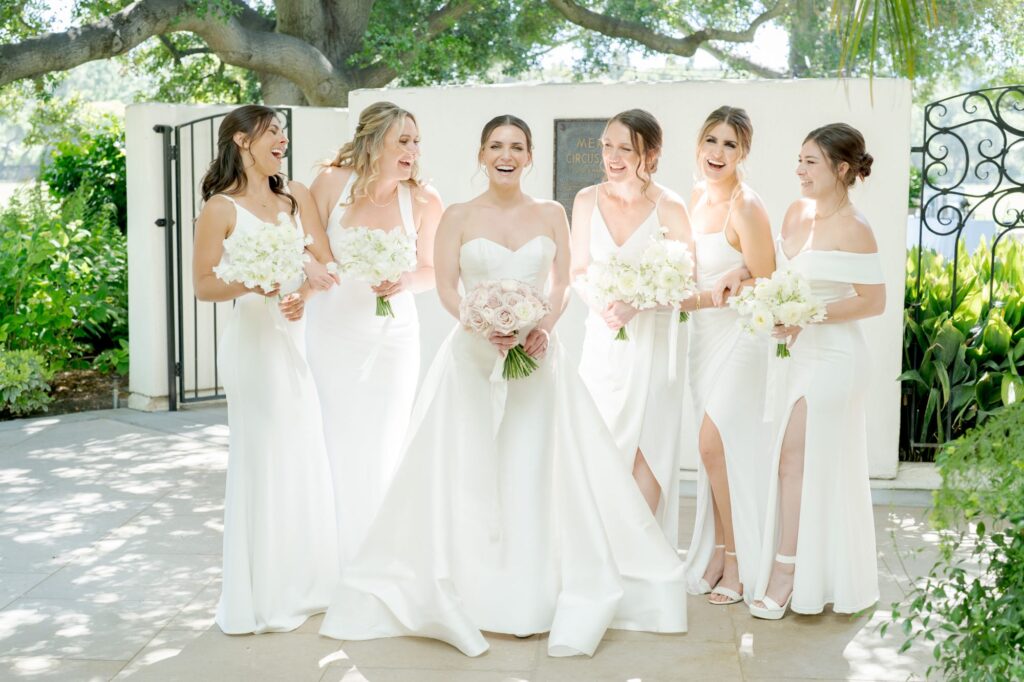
top-left (319, 235), bottom-right (687, 657)
top-left (577, 198), bottom-right (689, 548)
top-left (305, 174), bottom-right (420, 564)
top-left (214, 197), bottom-right (339, 634)
top-left (683, 205), bottom-right (772, 601)
top-left (752, 244), bottom-right (883, 614)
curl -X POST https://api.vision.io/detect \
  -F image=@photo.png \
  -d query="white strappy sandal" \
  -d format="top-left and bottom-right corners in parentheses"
top-left (749, 554), bottom-right (796, 620)
top-left (708, 550), bottom-right (743, 605)
top-left (693, 544), bottom-right (726, 595)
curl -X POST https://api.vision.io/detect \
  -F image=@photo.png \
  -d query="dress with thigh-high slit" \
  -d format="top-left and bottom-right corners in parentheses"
top-left (577, 194), bottom-right (689, 548)
top-left (752, 244), bottom-right (883, 614)
top-left (683, 204), bottom-right (771, 600)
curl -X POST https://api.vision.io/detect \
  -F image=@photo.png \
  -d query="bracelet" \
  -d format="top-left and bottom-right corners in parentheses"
top-left (695, 293), bottom-right (702, 311)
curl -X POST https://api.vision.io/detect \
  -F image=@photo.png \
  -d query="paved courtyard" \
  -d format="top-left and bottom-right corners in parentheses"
top-left (0, 406), bottom-right (939, 681)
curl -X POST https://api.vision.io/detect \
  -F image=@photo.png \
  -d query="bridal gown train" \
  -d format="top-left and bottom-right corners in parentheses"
top-left (577, 199), bottom-right (689, 548)
top-left (305, 173), bottom-right (420, 564)
top-left (683, 225), bottom-right (771, 600)
top-left (752, 245), bottom-right (883, 614)
top-left (215, 197), bottom-right (339, 634)
top-left (319, 235), bottom-right (687, 657)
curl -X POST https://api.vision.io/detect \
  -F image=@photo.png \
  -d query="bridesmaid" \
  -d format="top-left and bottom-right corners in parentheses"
top-left (681, 106), bottom-right (775, 605)
top-left (571, 109), bottom-right (693, 547)
top-left (751, 123), bottom-right (884, 619)
top-left (193, 105), bottom-right (339, 633)
top-left (306, 101), bottom-right (443, 564)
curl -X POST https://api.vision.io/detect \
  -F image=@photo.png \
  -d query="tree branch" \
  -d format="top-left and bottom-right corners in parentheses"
top-left (699, 42), bottom-right (785, 78)
top-left (158, 34), bottom-right (212, 65)
top-left (0, 0), bottom-right (351, 104)
top-left (547, 0), bottom-right (789, 58)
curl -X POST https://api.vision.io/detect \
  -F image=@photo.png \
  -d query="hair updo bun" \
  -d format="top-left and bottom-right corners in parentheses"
top-left (803, 123), bottom-right (871, 187)
top-left (858, 152), bottom-right (874, 180)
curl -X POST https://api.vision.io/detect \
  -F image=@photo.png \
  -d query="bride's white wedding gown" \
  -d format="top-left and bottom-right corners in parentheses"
top-left (319, 235), bottom-right (687, 657)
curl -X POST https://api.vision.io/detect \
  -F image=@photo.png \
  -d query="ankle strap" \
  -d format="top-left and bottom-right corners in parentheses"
top-left (714, 544), bottom-right (725, 549)
top-left (775, 553), bottom-right (796, 564)
top-left (724, 550), bottom-right (736, 556)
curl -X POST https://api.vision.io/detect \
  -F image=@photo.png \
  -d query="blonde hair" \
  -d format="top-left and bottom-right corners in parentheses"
top-left (696, 105), bottom-right (753, 185)
top-left (328, 101), bottom-right (421, 205)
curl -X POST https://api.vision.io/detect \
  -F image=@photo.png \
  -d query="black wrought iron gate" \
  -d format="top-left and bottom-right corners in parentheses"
top-left (904, 85), bottom-right (1024, 458)
top-left (154, 108), bottom-right (294, 410)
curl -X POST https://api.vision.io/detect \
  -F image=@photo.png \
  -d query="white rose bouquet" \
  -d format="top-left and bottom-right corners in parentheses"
top-left (576, 232), bottom-right (696, 340)
top-left (214, 211), bottom-right (311, 293)
top-left (728, 269), bottom-right (827, 358)
top-left (332, 227), bottom-right (418, 317)
top-left (459, 279), bottom-right (551, 380)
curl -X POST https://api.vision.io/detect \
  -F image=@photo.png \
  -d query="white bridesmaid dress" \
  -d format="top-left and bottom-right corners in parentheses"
top-left (305, 174), bottom-right (420, 564)
top-left (319, 235), bottom-right (687, 657)
top-left (683, 212), bottom-right (772, 600)
top-left (577, 197), bottom-right (689, 548)
top-left (215, 197), bottom-right (339, 634)
top-left (752, 244), bottom-right (883, 614)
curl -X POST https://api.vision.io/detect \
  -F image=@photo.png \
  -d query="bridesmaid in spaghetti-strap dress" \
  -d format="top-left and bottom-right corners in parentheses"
top-left (572, 109), bottom-right (693, 548)
top-left (306, 102), bottom-right (443, 565)
top-left (681, 106), bottom-right (775, 606)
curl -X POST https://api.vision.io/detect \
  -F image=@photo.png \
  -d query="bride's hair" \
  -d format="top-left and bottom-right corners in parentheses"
top-left (605, 109), bottom-right (662, 197)
top-left (479, 114), bottom-right (534, 156)
top-left (695, 105), bottom-right (753, 188)
top-left (327, 101), bottom-right (421, 206)
top-left (200, 105), bottom-right (297, 214)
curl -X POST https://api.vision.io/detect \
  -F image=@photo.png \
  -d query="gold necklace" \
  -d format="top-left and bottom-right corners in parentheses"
top-left (815, 197), bottom-right (849, 221)
top-left (366, 187), bottom-right (398, 208)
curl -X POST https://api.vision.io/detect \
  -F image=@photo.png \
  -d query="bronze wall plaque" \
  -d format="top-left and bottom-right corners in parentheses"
top-left (553, 118), bottom-right (607, 221)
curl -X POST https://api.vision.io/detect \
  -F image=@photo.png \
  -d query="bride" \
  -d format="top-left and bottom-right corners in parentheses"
top-left (319, 114), bottom-right (687, 657)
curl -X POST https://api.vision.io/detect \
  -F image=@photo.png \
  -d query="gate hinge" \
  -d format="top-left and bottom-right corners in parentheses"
top-left (169, 145), bottom-right (178, 161)
top-left (174, 362), bottom-right (182, 377)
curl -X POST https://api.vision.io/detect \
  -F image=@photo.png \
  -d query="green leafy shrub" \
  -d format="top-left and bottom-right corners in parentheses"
top-left (92, 338), bottom-right (129, 375)
top-left (0, 348), bottom-right (52, 416)
top-left (40, 116), bottom-right (126, 233)
top-left (901, 238), bottom-right (1024, 459)
top-left (0, 184), bottom-right (127, 370)
top-left (888, 400), bottom-right (1024, 681)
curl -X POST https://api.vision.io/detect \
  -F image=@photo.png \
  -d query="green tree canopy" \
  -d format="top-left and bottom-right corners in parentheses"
top-left (0, 1), bottom-right (1019, 107)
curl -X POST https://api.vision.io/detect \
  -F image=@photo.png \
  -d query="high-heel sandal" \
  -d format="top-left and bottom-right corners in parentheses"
top-left (708, 550), bottom-right (743, 605)
top-left (693, 544), bottom-right (726, 595)
top-left (749, 554), bottom-right (796, 620)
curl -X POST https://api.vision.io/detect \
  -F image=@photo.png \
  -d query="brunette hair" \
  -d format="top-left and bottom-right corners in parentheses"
top-left (804, 123), bottom-right (874, 187)
top-left (606, 108), bottom-right (662, 196)
top-left (479, 114), bottom-right (534, 156)
top-left (327, 101), bottom-right (421, 205)
top-left (200, 105), bottom-right (296, 214)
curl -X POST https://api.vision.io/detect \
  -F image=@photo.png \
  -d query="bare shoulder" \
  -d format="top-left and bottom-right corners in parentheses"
top-left (199, 194), bottom-right (236, 222)
top-left (534, 197), bottom-right (568, 224)
top-left (656, 185), bottom-right (689, 216)
top-left (310, 165), bottom-right (351, 193)
top-left (733, 184), bottom-right (771, 227)
top-left (413, 182), bottom-right (444, 209)
top-left (574, 184), bottom-right (598, 206)
top-left (780, 198), bottom-right (812, 234)
top-left (838, 210), bottom-right (879, 254)
top-left (286, 180), bottom-right (312, 199)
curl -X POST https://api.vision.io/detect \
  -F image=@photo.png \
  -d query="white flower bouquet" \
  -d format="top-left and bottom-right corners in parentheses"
top-left (213, 211), bottom-right (311, 293)
top-left (576, 232), bottom-right (696, 340)
top-left (728, 269), bottom-right (827, 358)
top-left (332, 227), bottom-right (418, 317)
top-left (459, 279), bottom-right (551, 380)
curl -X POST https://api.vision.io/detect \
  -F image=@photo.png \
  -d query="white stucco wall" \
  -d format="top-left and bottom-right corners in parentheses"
top-left (126, 79), bottom-right (908, 478)
top-left (349, 79), bottom-right (910, 478)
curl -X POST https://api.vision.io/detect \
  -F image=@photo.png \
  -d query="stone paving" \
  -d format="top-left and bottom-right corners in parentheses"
top-left (0, 406), bottom-right (939, 681)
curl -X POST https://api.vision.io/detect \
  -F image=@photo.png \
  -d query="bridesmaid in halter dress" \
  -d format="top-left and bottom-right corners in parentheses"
top-left (681, 106), bottom-right (775, 605)
top-left (751, 123), bottom-right (884, 619)
top-left (193, 105), bottom-right (339, 633)
top-left (306, 102), bottom-right (443, 565)
top-left (571, 109), bottom-right (693, 548)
